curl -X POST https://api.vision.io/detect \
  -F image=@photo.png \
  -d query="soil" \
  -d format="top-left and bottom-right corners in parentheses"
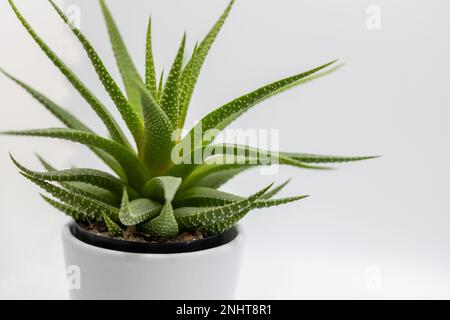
top-left (78, 221), bottom-right (205, 244)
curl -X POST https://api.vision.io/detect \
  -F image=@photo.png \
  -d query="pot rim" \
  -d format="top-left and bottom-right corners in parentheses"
top-left (62, 222), bottom-right (244, 257)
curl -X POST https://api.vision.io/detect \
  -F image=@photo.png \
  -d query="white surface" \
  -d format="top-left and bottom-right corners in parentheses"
top-left (1, 0), bottom-right (450, 299)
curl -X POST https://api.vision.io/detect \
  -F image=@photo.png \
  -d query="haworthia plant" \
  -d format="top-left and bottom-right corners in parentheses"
top-left (2, 0), bottom-right (377, 240)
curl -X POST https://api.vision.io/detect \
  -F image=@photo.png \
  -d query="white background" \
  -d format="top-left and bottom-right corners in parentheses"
top-left (1, 0), bottom-right (450, 299)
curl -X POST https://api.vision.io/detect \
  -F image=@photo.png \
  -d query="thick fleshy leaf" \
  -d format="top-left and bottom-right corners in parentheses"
top-left (193, 167), bottom-right (248, 189)
top-left (174, 187), bottom-right (242, 207)
top-left (166, 144), bottom-right (331, 179)
top-left (203, 194), bottom-right (308, 235)
top-left (179, 162), bottom-right (255, 191)
top-left (182, 60), bottom-right (337, 149)
top-left (23, 174), bottom-right (118, 220)
top-left (99, 0), bottom-right (145, 114)
top-left (41, 194), bottom-right (86, 220)
top-left (49, 0), bottom-right (143, 143)
top-left (202, 207), bottom-right (250, 235)
top-left (103, 214), bottom-right (123, 237)
top-left (119, 189), bottom-right (162, 226)
top-left (31, 155), bottom-right (122, 205)
top-left (156, 69), bottom-right (165, 101)
top-left (141, 176), bottom-right (182, 203)
top-left (280, 153), bottom-right (379, 164)
top-left (177, 0), bottom-right (235, 129)
top-left (160, 33), bottom-right (186, 127)
top-left (63, 182), bottom-right (120, 206)
top-left (0, 69), bottom-right (126, 178)
top-left (174, 183), bottom-right (272, 229)
top-left (2, 128), bottom-right (150, 189)
top-left (260, 179), bottom-right (291, 199)
top-left (7, 0), bottom-right (130, 148)
top-left (254, 195), bottom-right (309, 209)
top-left (139, 176), bottom-right (182, 238)
top-left (145, 16), bottom-right (157, 97)
top-left (139, 202), bottom-right (179, 239)
top-left (138, 85), bottom-right (175, 174)
top-left (1, 68), bottom-right (90, 131)
top-left (36, 155), bottom-right (56, 172)
top-left (11, 154), bottom-right (128, 195)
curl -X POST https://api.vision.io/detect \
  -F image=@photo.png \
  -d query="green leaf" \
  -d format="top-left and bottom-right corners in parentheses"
top-left (166, 144), bottom-right (331, 180)
top-left (2, 128), bottom-right (150, 190)
top-left (10, 154), bottom-right (130, 196)
top-left (49, 0), bottom-right (144, 144)
top-left (160, 33), bottom-right (186, 127)
top-left (280, 153), bottom-right (380, 164)
top-left (63, 182), bottom-right (120, 206)
top-left (203, 194), bottom-right (309, 235)
top-left (139, 202), bottom-right (179, 239)
top-left (177, 43), bottom-right (197, 128)
top-left (177, 0), bottom-right (235, 129)
top-left (36, 154), bottom-right (57, 172)
top-left (103, 214), bottom-right (123, 237)
top-left (7, 0), bottom-right (130, 148)
top-left (174, 183), bottom-right (272, 229)
top-left (99, 0), bottom-right (145, 115)
top-left (201, 207), bottom-right (250, 236)
top-left (32, 155), bottom-right (122, 205)
top-left (174, 187), bottom-right (242, 207)
top-left (41, 194), bottom-right (87, 220)
top-left (254, 195), bottom-right (309, 209)
top-left (0, 68), bottom-right (126, 178)
top-left (139, 177), bottom-right (182, 239)
top-left (145, 16), bottom-right (157, 97)
top-left (260, 179), bottom-right (291, 199)
top-left (156, 69), bottom-right (165, 101)
top-left (1, 68), bottom-right (90, 131)
top-left (141, 176), bottom-right (182, 203)
top-left (23, 173), bottom-right (118, 220)
top-left (119, 189), bottom-right (162, 226)
top-left (182, 60), bottom-right (337, 148)
top-left (137, 85), bottom-right (175, 174)
top-left (180, 162), bottom-right (255, 191)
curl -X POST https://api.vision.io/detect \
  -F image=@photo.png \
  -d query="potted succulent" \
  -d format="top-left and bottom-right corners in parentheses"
top-left (2, 0), bottom-right (376, 299)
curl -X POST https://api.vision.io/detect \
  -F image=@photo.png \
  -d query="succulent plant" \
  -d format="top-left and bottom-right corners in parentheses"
top-left (2, 0), bottom-right (376, 240)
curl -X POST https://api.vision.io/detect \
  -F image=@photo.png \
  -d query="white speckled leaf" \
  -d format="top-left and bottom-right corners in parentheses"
top-left (280, 153), bottom-right (379, 164)
top-left (11, 154), bottom-right (128, 196)
top-left (138, 85), bottom-right (175, 174)
top-left (145, 17), bottom-right (158, 97)
top-left (140, 202), bottom-right (179, 239)
top-left (23, 174), bottom-right (119, 220)
top-left (8, 0), bottom-right (130, 148)
top-left (99, 0), bottom-right (146, 115)
top-left (174, 187), bottom-right (242, 207)
top-left (177, 0), bottom-right (235, 129)
top-left (50, 0), bottom-right (143, 143)
top-left (141, 176), bottom-right (182, 203)
top-left (41, 194), bottom-right (86, 220)
top-left (103, 214), bottom-right (123, 237)
top-left (160, 34), bottom-right (186, 127)
top-left (174, 183), bottom-right (272, 229)
top-left (0, 70), bottom-right (126, 179)
top-left (182, 60), bottom-right (337, 149)
top-left (203, 194), bottom-right (309, 235)
top-left (119, 189), bottom-right (162, 226)
top-left (2, 128), bottom-right (150, 190)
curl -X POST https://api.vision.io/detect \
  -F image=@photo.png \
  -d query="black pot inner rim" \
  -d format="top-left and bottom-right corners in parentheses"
top-left (70, 222), bottom-right (238, 254)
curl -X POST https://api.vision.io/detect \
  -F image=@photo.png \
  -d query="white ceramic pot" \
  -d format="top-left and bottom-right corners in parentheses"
top-left (61, 223), bottom-right (245, 300)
